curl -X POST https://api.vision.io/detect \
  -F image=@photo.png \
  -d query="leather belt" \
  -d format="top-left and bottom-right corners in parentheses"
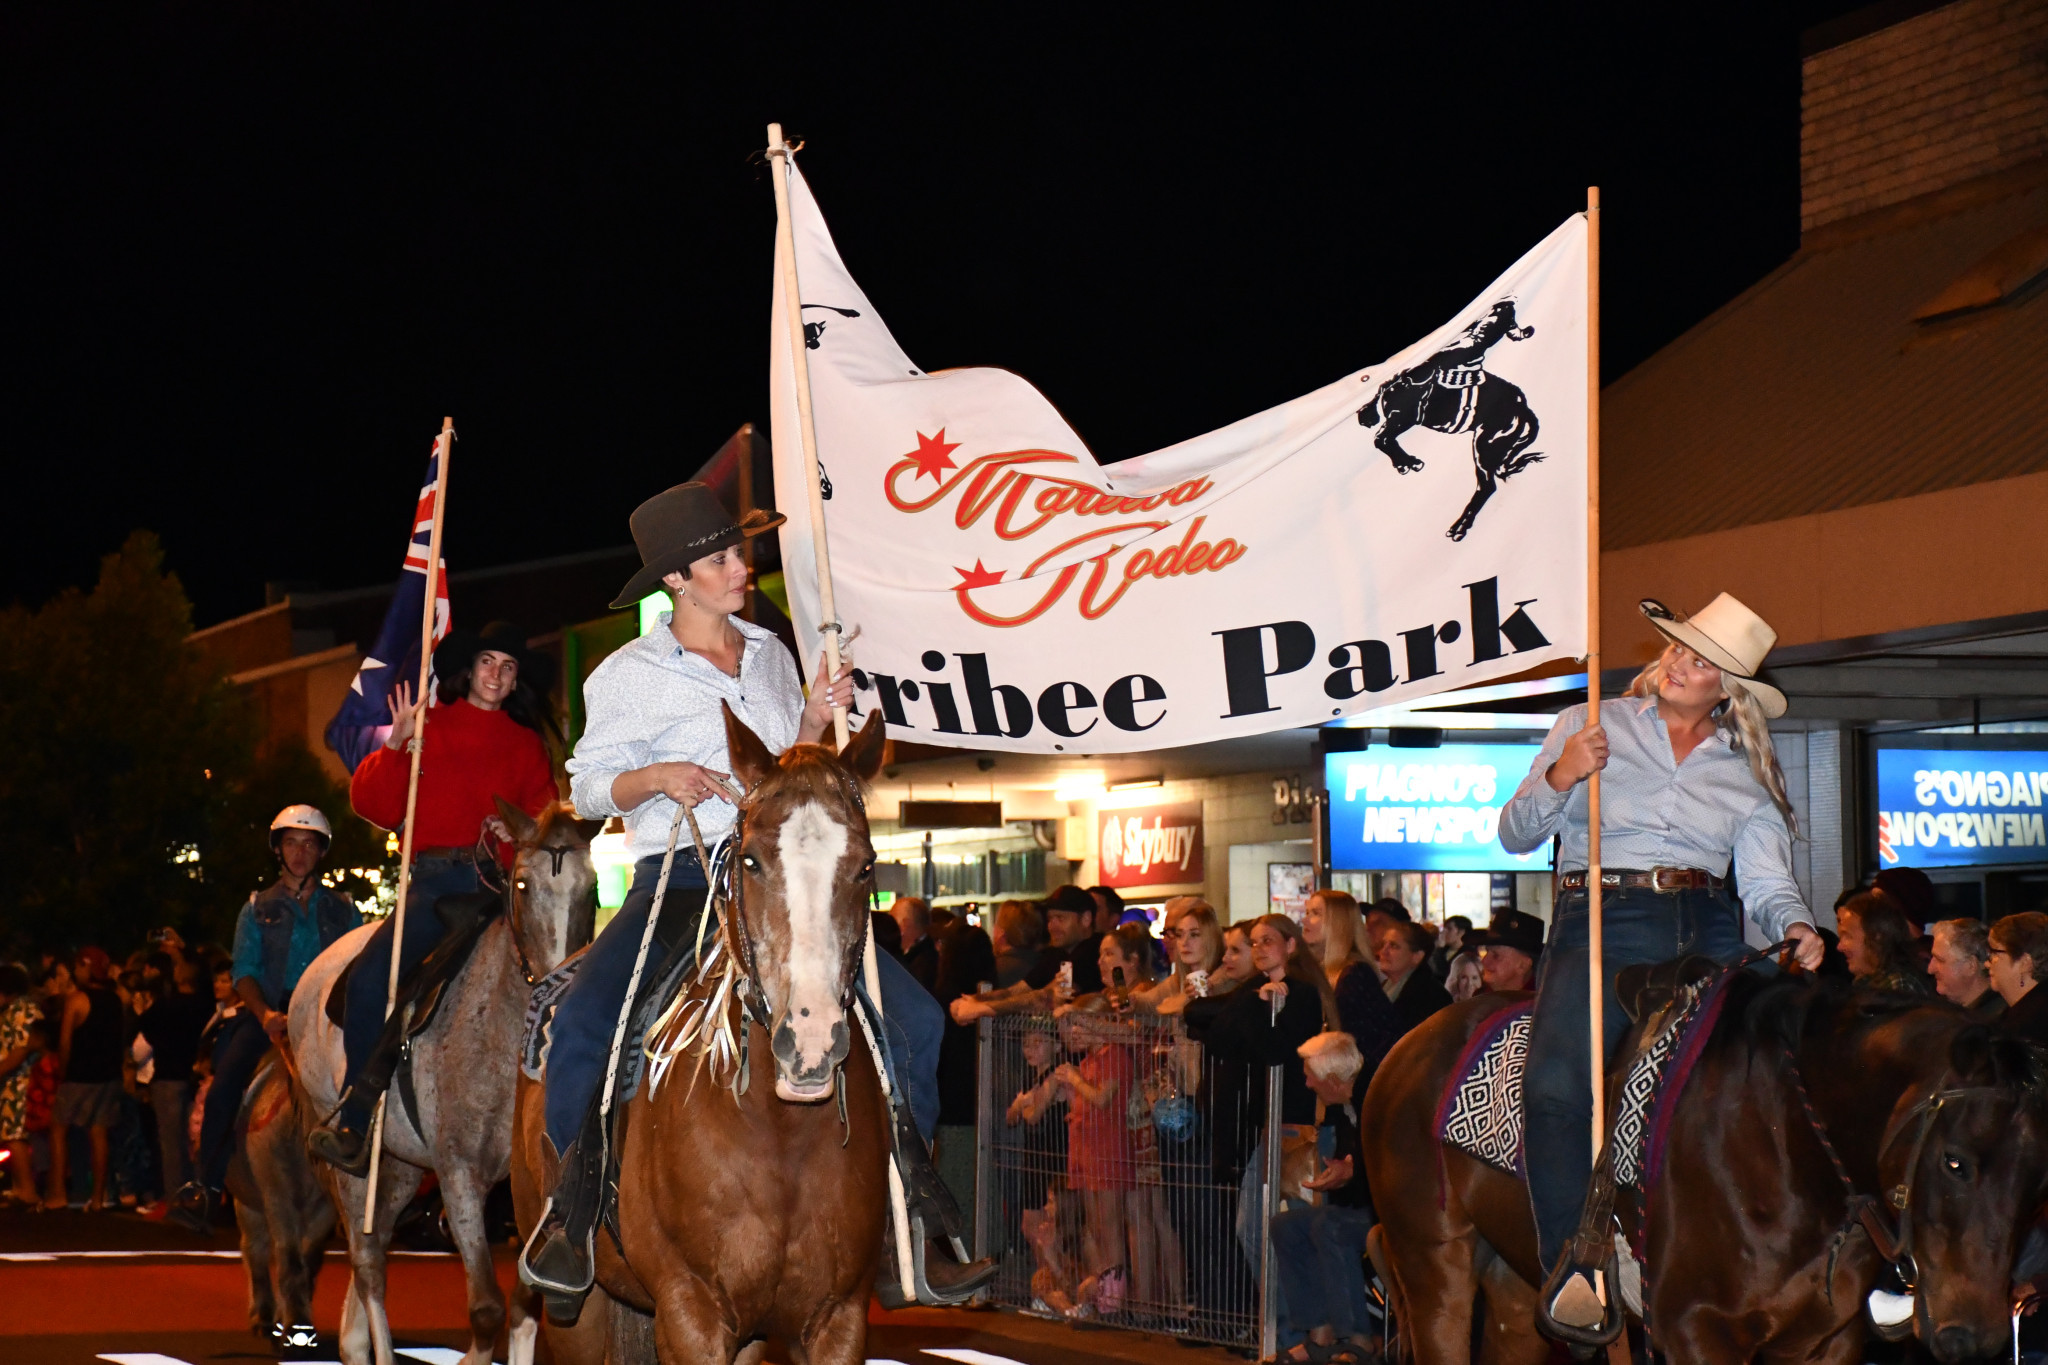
top-left (1557, 866), bottom-right (1723, 893)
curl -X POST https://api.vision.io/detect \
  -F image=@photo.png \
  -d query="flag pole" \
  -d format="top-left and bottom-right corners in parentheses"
top-left (1584, 189), bottom-right (1605, 1159)
top-left (362, 415), bottom-right (453, 1232)
top-left (766, 122), bottom-right (849, 749)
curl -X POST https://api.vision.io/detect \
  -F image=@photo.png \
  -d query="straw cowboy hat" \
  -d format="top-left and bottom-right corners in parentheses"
top-left (609, 482), bottom-right (786, 610)
top-left (1639, 593), bottom-right (1787, 719)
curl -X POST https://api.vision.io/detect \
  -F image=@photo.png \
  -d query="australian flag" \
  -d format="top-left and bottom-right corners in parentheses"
top-left (323, 443), bottom-right (452, 772)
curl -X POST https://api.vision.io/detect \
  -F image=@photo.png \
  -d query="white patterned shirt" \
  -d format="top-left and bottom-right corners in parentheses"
top-left (567, 613), bottom-right (805, 860)
top-left (1498, 699), bottom-right (1812, 940)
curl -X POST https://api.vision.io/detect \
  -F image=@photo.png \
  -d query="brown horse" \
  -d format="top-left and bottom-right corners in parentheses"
top-left (512, 705), bottom-right (892, 1365)
top-left (227, 1048), bottom-right (336, 1350)
top-left (1365, 975), bottom-right (2048, 1365)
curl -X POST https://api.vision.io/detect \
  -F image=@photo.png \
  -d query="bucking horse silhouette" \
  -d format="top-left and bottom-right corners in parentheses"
top-left (1357, 299), bottom-right (1542, 541)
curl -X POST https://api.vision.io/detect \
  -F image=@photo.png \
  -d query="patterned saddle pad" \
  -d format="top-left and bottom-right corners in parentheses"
top-left (1433, 972), bottom-right (1736, 1196)
top-left (1435, 1001), bottom-right (1533, 1175)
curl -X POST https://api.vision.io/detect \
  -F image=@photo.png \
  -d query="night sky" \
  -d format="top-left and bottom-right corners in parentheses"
top-left (4, 4), bottom-right (1869, 626)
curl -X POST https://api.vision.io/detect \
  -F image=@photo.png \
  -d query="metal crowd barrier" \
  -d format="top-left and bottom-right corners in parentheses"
top-left (974, 1009), bottom-right (1285, 1353)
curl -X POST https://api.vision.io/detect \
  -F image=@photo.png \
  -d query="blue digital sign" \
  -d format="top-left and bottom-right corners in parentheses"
top-left (1875, 748), bottom-right (2048, 869)
top-left (1326, 745), bottom-right (1551, 872)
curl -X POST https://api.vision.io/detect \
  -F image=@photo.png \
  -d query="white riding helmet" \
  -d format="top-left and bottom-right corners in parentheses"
top-left (270, 804), bottom-right (333, 851)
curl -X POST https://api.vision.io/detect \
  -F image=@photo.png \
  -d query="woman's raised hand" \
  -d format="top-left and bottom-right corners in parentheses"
top-left (1257, 978), bottom-right (1289, 1005)
top-left (1547, 720), bottom-right (1609, 791)
top-left (801, 655), bottom-right (858, 738)
top-left (645, 761), bottom-right (733, 808)
top-left (383, 680), bottom-right (425, 751)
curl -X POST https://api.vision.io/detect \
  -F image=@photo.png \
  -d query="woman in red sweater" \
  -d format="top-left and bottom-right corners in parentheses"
top-left (308, 620), bottom-right (558, 1174)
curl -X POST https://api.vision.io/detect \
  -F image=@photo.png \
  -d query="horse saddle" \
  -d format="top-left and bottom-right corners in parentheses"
top-left (325, 890), bottom-right (501, 1038)
top-left (1616, 954), bottom-right (1720, 1027)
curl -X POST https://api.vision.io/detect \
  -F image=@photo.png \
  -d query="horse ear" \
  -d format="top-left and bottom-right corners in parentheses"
top-left (495, 796), bottom-right (538, 844)
top-left (573, 817), bottom-right (606, 846)
top-left (839, 709), bottom-right (887, 782)
top-left (722, 701), bottom-right (778, 790)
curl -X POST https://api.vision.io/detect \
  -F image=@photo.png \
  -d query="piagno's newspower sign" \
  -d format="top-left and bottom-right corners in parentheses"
top-left (770, 155), bottom-right (1588, 752)
top-left (1097, 802), bottom-right (1205, 890)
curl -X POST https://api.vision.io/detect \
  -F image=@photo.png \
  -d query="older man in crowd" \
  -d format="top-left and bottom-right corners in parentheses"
top-left (1930, 918), bottom-right (2003, 1021)
top-left (891, 895), bottom-right (939, 993)
top-left (1469, 909), bottom-right (1544, 994)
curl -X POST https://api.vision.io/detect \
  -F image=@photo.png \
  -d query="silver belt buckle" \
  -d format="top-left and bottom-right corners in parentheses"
top-left (1600, 871), bottom-right (1621, 888)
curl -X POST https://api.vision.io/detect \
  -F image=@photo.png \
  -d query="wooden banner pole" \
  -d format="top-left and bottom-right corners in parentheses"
top-left (1584, 189), bottom-right (1605, 1162)
top-left (362, 414), bottom-right (453, 1231)
top-left (766, 122), bottom-right (849, 749)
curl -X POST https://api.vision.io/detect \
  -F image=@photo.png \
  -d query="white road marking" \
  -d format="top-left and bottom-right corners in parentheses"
top-left (0, 1247), bottom-right (456, 1261)
top-left (5, 1250), bottom-right (240, 1260)
top-left (395, 1351), bottom-right (466, 1364)
top-left (922, 1350), bottom-right (1033, 1365)
top-left (96, 1355), bottom-right (196, 1365)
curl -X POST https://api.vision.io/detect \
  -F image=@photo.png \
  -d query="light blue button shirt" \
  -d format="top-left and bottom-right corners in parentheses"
top-left (567, 613), bottom-right (805, 860)
top-left (1498, 698), bottom-right (1812, 940)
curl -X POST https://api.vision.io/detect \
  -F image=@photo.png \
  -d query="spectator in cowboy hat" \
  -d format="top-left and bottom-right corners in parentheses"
top-left (1466, 910), bottom-right (1544, 994)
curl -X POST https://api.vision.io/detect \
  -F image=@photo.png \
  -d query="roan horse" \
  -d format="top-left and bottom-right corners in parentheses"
top-left (1356, 298), bottom-right (1542, 542)
top-left (511, 705), bottom-right (892, 1365)
top-left (290, 799), bottom-right (600, 1365)
top-left (1365, 975), bottom-right (2048, 1365)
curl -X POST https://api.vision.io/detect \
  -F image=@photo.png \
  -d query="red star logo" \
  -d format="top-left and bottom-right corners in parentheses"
top-left (954, 560), bottom-right (1005, 590)
top-left (905, 429), bottom-right (961, 482)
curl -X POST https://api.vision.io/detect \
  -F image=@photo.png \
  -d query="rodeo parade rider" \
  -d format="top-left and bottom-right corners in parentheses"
top-left (306, 619), bottom-right (560, 1173)
top-left (179, 806), bottom-right (361, 1229)
top-left (1499, 594), bottom-right (1825, 1339)
top-left (518, 481), bottom-right (997, 1312)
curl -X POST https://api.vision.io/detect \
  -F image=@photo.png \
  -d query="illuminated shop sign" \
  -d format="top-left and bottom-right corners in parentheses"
top-left (1876, 748), bottom-right (2048, 868)
top-left (1325, 745), bottom-right (1550, 872)
top-left (1098, 801), bottom-right (1204, 889)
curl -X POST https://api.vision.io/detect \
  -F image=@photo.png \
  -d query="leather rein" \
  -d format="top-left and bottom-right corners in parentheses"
top-left (475, 825), bottom-right (580, 988)
top-left (1782, 1043), bottom-right (2014, 1297)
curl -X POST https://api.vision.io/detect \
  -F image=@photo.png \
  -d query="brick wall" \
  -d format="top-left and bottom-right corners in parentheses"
top-left (1802, 0), bottom-right (2048, 232)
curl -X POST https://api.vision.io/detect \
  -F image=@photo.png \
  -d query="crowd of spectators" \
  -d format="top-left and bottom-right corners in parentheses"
top-left (0, 930), bottom-right (238, 1219)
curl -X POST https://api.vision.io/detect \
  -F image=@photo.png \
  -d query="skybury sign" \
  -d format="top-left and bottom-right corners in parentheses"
top-left (1877, 747), bottom-right (2048, 868)
top-left (1097, 802), bottom-right (1204, 890)
top-left (769, 152), bottom-right (1589, 753)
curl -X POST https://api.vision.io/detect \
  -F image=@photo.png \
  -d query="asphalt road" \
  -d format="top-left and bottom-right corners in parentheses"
top-left (0, 1205), bottom-right (1238, 1365)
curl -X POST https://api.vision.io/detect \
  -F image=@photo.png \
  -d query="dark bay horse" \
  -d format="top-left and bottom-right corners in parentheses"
top-left (1357, 299), bottom-right (1542, 542)
top-left (227, 1049), bottom-right (335, 1351)
top-left (1364, 976), bottom-right (2048, 1365)
top-left (512, 705), bottom-right (892, 1365)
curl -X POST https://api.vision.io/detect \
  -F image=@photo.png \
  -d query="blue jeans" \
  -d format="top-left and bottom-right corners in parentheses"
top-left (1524, 885), bottom-right (1746, 1270)
top-left (542, 853), bottom-right (943, 1153)
top-left (1272, 1203), bottom-right (1378, 1341)
top-left (342, 857), bottom-right (481, 1099)
top-left (198, 1012), bottom-right (268, 1189)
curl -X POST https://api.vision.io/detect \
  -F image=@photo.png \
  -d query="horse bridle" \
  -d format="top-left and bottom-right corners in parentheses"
top-left (707, 767), bottom-right (875, 1036)
top-left (476, 825), bottom-right (580, 988)
top-left (1786, 1049), bottom-right (2016, 1296)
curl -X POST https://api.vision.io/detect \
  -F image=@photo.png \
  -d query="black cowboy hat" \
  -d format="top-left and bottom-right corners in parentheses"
top-left (433, 620), bottom-right (555, 697)
top-left (1465, 908), bottom-right (1546, 957)
top-left (609, 482), bottom-right (786, 611)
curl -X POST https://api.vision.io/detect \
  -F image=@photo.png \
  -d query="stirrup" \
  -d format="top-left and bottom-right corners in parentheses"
top-left (1536, 1249), bottom-right (1625, 1348)
top-left (517, 1198), bottom-right (595, 1323)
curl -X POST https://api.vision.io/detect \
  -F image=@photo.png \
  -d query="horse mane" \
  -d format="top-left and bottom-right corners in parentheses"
top-left (1725, 969), bottom-right (1940, 1056)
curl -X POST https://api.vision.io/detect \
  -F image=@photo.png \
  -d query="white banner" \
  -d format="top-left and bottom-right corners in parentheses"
top-left (771, 157), bottom-right (1586, 753)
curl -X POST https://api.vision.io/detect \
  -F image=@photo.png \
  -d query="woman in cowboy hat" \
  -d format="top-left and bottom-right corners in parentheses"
top-left (1498, 592), bottom-right (1825, 1341)
top-left (518, 481), bottom-right (992, 1312)
top-left (307, 620), bottom-right (560, 1174)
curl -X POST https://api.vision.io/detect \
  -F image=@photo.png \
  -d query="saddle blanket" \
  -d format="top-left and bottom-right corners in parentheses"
top-left (1435, 1001), bottom-right (1532, 1175)
top-left (1434, 974), bottom-right (1735, 1195)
